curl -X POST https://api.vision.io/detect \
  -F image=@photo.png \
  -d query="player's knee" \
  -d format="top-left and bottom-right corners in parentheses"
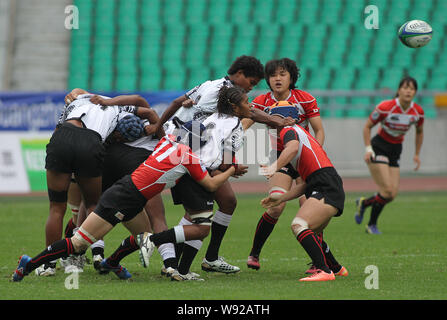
top-left (217, 195), bottom-right (237, 213)
top-left (291, 217), bottom-right (309, 237)
top-left (71, 227), bottom-right (97, 253)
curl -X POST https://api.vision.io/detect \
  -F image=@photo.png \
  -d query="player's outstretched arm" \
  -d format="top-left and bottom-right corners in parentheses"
top-left (156, 95), bottom-right (189, 128)
top-left (198, 166), bottom-right (236, 192)
top-left (260, 140), bottom-right (299, 179)
top-left (247, 108), bottom-right (296, 128)
top-left (90, 94), bottom-right (150, 109)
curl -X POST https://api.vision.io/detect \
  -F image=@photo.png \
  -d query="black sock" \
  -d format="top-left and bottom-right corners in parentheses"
top-left (249, 212), bottom-right (278, 257)
top-left (150, 229), bottom-right (176, 247)
top-left (363, 194), bottom-right (377, 208)
top-left (163, 257), bottom-right (178, 269)
top-left (321, 240), bottom-right (342, 273)
top-left (175, 243), bottom-right (184, 261)
top-left (26, 238), bottom-right (74, 274)
top-left (297, 229), bottom-right (331, 273)
top-left (178, 244), bottom-right (199, 275)
top-left (64, 218), bottom-right (76, 238)
top-left (368, 194), bottom-right (389, 226)
top-left (205, 222), bottom-right (228, 262)
top-left (107, 235), bottom-right (138, 267)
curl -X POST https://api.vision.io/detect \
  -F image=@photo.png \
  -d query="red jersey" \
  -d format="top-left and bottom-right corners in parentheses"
top-left (251, 89), bottom-right (320, 151)
top-left (131, 135), bottom-right (207, 200)
top-left (279, 125), bottom-right (333, 181)
top-left (369, 98), bottom-right (424, 144)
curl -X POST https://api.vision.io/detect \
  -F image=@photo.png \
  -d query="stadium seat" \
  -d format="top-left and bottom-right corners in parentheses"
top-left (140, 0), bottom-right (161, 25)
top-left (163, 67), bottom-right (186, 90)
top-left (274, 0), bottom-right (297, 23)
top-left (207, 1), bottom-right (229, 23)
top-left (184, 0), bottom-right (207, 24)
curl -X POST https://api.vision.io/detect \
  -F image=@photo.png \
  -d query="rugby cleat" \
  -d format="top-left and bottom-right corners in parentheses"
top-left (299, 269), bottom-right (335, 282)
top-left (99, 259), bottom-right (132, 280)
top-left (334, 266), bottom-right (349, 277)
top-left (35, 262), bottom-right (56, 276)
top-left (202, 257), bottom-right (240, 274)
top-left (366, 224), bottom-right (382, 235)
top-left (305, 262), bottom-right (318, 274)
top-left (171, 270), bottom-right (205, 282)
top-left (247, 255), bottom-right (261, 270)
top-left (93, 254), bottom-right (108, 274)
top-left (161, 266), bottom-right (176, 277)
top-left (136, 232), bottom-right (155, 268)
top-left (12, 255), bottom-right (32, 282)
top-left (354, 197), bottom-right (366, 224)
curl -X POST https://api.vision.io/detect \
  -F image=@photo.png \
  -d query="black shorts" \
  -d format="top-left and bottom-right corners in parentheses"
top-left (304, 167), bottom-right (345, 217)
top-left (102, 143), bottom-right (152, 191)
top-left (45, 123), bottom-right (105, 177)
top-left (171, 174), bottom-right (214, 212)
top-left (370, 135), bottom-right (403, 167)
top-left (270, 150), bottom-right (300, 179)
top-left (94, 175), bottom-right (148, 226)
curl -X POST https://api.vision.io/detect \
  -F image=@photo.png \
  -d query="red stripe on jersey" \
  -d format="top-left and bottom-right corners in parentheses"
top-left (131, 135), bottom-right (207, 200)
top-left (279, 125), bottom-right (333, 181)
top-left (369, 99), bottom-right (424, 144)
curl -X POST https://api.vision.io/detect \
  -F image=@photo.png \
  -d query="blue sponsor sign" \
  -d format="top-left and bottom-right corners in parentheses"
top-left (0, 91), bottom-right (186, 131)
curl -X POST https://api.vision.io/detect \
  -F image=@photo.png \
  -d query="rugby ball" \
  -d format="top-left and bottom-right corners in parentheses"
top-left (398, 20), bottom-right (432, 48)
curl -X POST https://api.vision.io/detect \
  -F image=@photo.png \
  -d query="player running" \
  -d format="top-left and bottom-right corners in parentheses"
top-left (11, 120), bottom-right (236, 282)
top-left (259, 104), bottom-right (347, 282)
top-left (355, 77), bottom-right (424, 234)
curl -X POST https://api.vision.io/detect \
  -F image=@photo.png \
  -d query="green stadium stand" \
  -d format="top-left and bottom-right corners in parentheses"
top-left (68, 0), bottom-right (444, 117)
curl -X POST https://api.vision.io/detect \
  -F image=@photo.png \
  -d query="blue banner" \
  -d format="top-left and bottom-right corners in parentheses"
top-left (0, 91), bottom-right (186, 131)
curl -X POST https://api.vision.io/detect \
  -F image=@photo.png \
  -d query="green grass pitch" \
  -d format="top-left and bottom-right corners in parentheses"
top-left (1, 192), bottom-right (446, 300)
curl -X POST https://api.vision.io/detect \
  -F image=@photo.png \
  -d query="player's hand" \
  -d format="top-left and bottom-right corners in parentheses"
top-left (260, 193), bottom-right (283, 209)
top-left (182, 99), bottom-right (195, 108)
top-left (283, 116), bottom-right (296, 127)
top-left (364, 146), bottom-right (375, 164)
top-left (364, 152), bottom-right (374, 164)
top-left (232, 164), bottom-right (248, 178)
top-left (90, 95), bottom-right (107, 106)
top-left (259, 164), bottom-right (276, 180)
top-left (413, 154), bottom-right (421, 171)
top-left (144, 124), bottom-right (157, 136)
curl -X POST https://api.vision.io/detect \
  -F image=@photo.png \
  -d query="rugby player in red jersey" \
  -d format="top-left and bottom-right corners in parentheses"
top-left (259, 105), bottom-right (348, 282)
top-left (243, 58), bottom-right (332, 274)
top-left (355, 77), bottom-right (424, 234)
top-left (11, 121), bottom-right (236, 282)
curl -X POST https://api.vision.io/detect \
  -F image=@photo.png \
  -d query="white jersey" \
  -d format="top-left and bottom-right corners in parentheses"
top-left (200, 113), bottom-right (244, 170)
top-left (124, 133), bottom-right (159, 152)
top-left (170, 76), bottom-right (234, 124)
top-left (61, 94), bottom-right (138, 142)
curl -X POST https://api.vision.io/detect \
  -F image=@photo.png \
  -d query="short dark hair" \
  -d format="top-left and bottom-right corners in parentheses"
top-left (227, 55), bottom-right (264, 79)
top-left (264, 58), bottom-right (300, 90)
top-left (217, 86), bottom-right (246, 117)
